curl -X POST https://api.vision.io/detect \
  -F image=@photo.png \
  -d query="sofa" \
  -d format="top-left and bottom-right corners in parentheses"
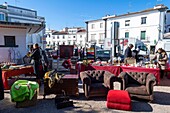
top-left (80, 70), bottom-right (116, 99)
top-left (118, 72), bottom-right (156, 101)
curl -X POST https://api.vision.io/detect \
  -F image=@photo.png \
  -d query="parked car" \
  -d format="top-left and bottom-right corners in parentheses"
top-left (96, 50), bottom-right (110, 61)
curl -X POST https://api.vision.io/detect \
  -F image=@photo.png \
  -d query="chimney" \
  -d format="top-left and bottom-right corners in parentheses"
top-left (3, 2), bottom-right (8, 6)
top-left (154, 4), bottom-right (165, 9)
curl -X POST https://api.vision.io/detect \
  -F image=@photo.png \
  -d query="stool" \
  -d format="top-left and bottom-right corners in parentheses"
top-left (107, 90), bottom-right (132, 111)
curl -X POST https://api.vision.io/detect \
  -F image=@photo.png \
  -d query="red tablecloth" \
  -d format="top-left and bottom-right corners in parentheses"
top-left (120, 66), bottom-right (160, 84)
top-left (2, 66), bottom-right (34, 89)
top-left (87, 65), bottom-right (121, 76)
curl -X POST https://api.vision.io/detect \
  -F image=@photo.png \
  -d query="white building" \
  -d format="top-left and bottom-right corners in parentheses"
top-left (46, 27), bottom-right (86, 49)
top-left (0, 3), bottom-right (45, 63)
top-left (86, 4), bottom-right (169, 51)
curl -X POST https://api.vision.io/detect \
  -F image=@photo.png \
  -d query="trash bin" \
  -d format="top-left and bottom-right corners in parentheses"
top-left (0, 68), bottom-right (4, 100)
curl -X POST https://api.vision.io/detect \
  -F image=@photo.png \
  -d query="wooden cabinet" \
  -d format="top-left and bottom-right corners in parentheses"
top-left (44, 74), bottom-right (79, 98)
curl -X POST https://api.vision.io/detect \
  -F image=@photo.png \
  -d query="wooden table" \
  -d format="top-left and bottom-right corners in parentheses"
top-left (2, 66), bottom-right (35, 90)
top-left (44, 74), bottom-right (79, 98)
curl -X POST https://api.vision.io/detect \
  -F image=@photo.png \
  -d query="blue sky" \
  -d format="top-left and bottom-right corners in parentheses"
top-left (0, 0), bottom-right (170, 30)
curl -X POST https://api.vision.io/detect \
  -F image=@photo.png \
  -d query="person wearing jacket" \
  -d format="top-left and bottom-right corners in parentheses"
top-left (124, 44), bottom-right (134, 58)
top-left (152, 48), bottom-right (168, 78)
top-left (30, 43), bottom-right (42, 84)
top-left (124, 44), bottom-right (134, 64)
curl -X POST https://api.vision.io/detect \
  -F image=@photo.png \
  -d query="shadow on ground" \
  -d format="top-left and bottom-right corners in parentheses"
top-left (152, 91), bottom-right (170, 105)
top-left (131, 101), bottom-right (153, 112)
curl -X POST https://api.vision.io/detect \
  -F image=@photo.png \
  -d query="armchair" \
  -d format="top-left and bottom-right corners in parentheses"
top-left (80, 70), bottom-right (116, 99)
top-left (118, 72), bottom-right (156, 101)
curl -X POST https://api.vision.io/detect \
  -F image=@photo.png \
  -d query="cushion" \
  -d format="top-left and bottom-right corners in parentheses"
top-left (127, 72), bottom-right (148, 85)
top-left (90, 83), bottom-right (108, 93)
top-left (126, 84), bottom-right (148, 95)
top-left (86, 70), bottom-right (104, 83)
top-left (107, 90), bottom-right (131, 111)
top-left (107, 102), bottom-right (131, 111)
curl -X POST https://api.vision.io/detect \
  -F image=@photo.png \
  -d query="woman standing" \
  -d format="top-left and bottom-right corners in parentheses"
top-left (152, 48), bottom-right (168, 78)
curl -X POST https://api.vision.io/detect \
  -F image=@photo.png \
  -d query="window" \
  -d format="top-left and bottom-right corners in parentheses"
top-left (80, 35), bottom-right (82, 38)
top-left (91, 34), bottom-right (96, 43)
top-left (53, 36), bottom-right (55, 39)
top-left (63, 42), bottom-right (65, 45)
top-left (99, 33), bottom-right (104, 44)
top-left (0, 13), bottom-right (5, 21)
top-left (63, 35), bottom-right (65, 39)
top-left (141, 31), bottom-right (146, 40)
top-left (73, 36), bottom-right (76, 38)
top-left (73, 41), bottom-right (76, 45)
top-left (169, 28), bottom-right (170, 32)
top-left (53, 42), bottom-right (55, 46)
top-left (100, 23), bottom-right (103, 28)
top-left (4, 36), bottom-right (16, 47)
top-left (68, 41), bottom-right (71, 45)
top-left (91, 24), bottom-right (95, 29)
top-left (141, 17), bottom-right (147, 24)
top-left (125, 20), bottom-right (130, 26)
top-left (57, 36), bottom-right (59, 39)
top-left (125, 32), bottom-right (129, 38)
top-left (80, 41), bottom-right (82, 45)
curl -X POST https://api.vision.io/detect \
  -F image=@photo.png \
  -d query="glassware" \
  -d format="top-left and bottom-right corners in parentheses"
top-left (118, 57), bottom-right (121, 65)
top-left (114, 57), bottom-right (117, 64)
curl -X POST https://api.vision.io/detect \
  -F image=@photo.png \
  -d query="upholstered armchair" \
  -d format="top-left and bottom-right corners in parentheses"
top-left (118, 72), bottom-right (156, 101)
top-left (80, 70), bottom-right (116, 99)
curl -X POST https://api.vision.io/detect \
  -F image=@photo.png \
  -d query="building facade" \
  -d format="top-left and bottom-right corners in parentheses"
top-left (86, 4), bottom-right (169, 51)
top-left (46, 27), bottom-right (86, 50)
top-left (0, 3), bottom-right (45, 62)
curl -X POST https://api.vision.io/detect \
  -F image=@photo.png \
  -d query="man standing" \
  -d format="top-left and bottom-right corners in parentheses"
top-left (30, 43), bottom-right (41, 84)
top-left (124, 44), bottom-right (134, 58)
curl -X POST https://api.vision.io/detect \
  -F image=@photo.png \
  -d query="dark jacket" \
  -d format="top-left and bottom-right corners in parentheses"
top-left (124, 46), bottom-right (132, 58)
top-left (30, 48), bottom-right (41, 62)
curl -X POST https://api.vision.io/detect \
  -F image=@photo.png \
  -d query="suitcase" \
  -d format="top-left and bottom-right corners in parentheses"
top-left (55, 90), bottom-right (73, 109)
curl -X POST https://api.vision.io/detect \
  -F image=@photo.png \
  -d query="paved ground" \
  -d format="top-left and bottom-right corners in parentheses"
top-left (1, 60), bottom-right (170, 113)
top-left (1, 76), bottom-right (170, 113)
